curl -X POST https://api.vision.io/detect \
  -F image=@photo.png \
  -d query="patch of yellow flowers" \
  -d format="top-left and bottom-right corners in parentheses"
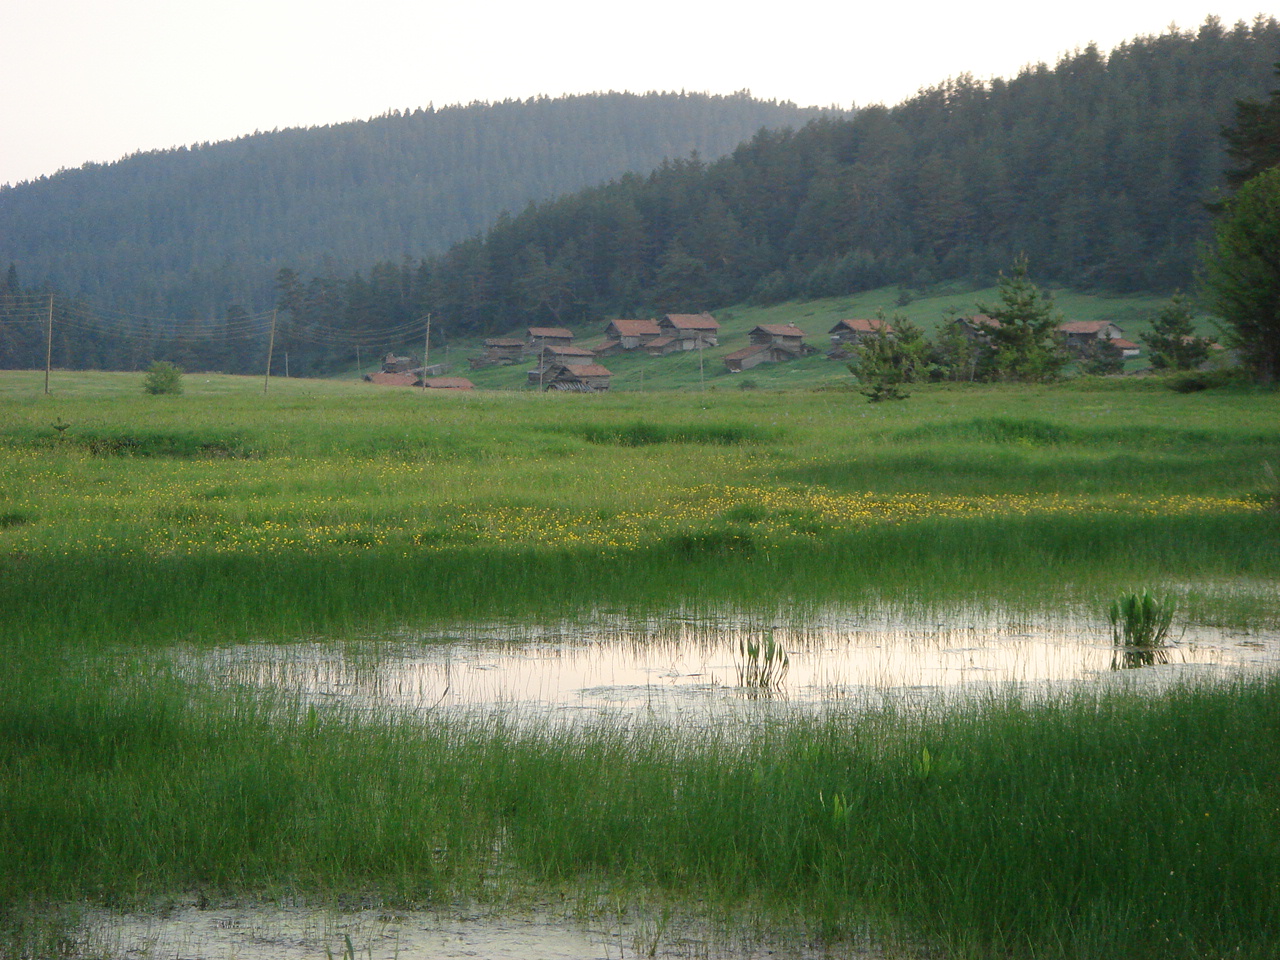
top-left (1, 478), bottom-right (1261, 559)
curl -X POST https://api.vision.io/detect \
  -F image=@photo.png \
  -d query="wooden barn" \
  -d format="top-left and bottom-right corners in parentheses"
top-left (723, 343), bottom-right (797, 372)
top-left (527, 327), bottom-right (575, 354)
top-left (829, 318), bottom-right (892, 348)
top-left (1058, 320), bottom-right (1130, 355)
top-left (750, 323), bottom-right (808, 351)
top-left (658, 313), bottom-right (719, 349)
top-left (470, 337), bottom-right (526, 368)
top-left (544, 363), bottom-right (613, 392)
top-left (604, 318), bottom-right (662, 350)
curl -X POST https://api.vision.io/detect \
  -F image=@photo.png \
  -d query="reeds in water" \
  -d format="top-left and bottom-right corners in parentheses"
top-left (1109, 590), bottom-right (1175, 668)
top-left (735, 633), bottom-right (789, 694)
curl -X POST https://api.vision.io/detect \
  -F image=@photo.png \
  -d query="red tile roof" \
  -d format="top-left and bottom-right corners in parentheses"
top-left (528, 327), bottom-right (574, 338)
top-left (753, 324), bottom-right (806, 337)
top-left (662, 313), bottom-right (719, 330)
top-left (606, 319), bottom-right (661, 336)
top-left (831, 318), bottom-right (890, 334)
top-left (543, 345), bottom-right (597, 357)
top-left (366, 372), bottom-right (418, 386)
top-left (1110, 339), bottom-right (1139, 350)
top-left (555, 363), bottom-right (613, 377)
top-left (724, 343), bottom-right (771, 361)
top-left (645, 336), bottom-right (676, 348)
top-left (423, 377), bottom-right (475, 389)
top-left (484, 337), bottom-right (525, 347)
top-left (1059, 320), bottom-right (1117, 334)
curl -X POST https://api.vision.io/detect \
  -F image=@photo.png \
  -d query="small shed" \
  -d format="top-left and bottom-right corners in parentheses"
top-left (1110, 338), bottom-right (1141, 358)
top-left (604, 319), bottom-right (662, 349)
top-left (545, 363), bottom-right (613, 392)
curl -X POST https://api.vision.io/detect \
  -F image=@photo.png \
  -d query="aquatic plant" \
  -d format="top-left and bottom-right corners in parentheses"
top-left (1109, 590), bottom-right (1176, 668)
top-left (735, 632), bottom-right (789, 693)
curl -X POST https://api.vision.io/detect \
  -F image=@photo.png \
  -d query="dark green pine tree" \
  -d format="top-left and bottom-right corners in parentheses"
top-left (977, 256), bottom-right (1067, 381)
top-left (1202, 167), bottom-right (1280, 381)
top-left (1223, 62), bottom-right (1280, 188)
top-left (1141, 294), bottom-right (1212, 370)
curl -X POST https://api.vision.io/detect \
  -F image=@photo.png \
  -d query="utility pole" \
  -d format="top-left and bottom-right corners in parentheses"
top-left (264, 309), bottom-right (277, 395)
top-left (44, 295), bottom-right (53, 395)
top-left (422, 314), bottom-right (431, 394)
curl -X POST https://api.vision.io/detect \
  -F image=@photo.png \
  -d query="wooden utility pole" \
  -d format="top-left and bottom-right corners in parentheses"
top-left (44, 295), bottom-right (53, 395)
top-left (263, 309), bottom-right (277, 395)
top-left (422, 314), bottom-right (431, 394)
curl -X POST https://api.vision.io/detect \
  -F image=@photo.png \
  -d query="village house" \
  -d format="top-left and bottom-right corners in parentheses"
top-left (749, 323), bottom-right (809, 351)
top-left (644, 336), bottom-right (681, 356)
top-left (950, 314), bottom-right (1002, 343)
top-left (724, 343), bottom-right (797, 373)
top-left (526, 345), bottom-right (598, 383)
top-left (526, 326), bottom-right (575, 355)
top-left (603, 318), bottom-right (662, 350)
top-left (379, 353), bottom-right (418, 374)
top-left (828, 318), bottom-right (893, 359)
top-left (469, 337), bottom-right (526, 368)
top-left (544, 362), bottom-right (613, 392)
top-left (658, 313), bottom-right (719, 349)
top-left (1057, 320), bottom-right (1139, 357)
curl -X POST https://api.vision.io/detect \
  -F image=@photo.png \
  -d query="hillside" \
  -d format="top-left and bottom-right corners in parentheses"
top-left (0, 92), bottom-right (830, 316)
top-left (258, 16), bottom-right (1280, 381)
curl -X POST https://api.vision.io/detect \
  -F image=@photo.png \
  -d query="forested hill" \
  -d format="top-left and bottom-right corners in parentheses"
top-left (0, 92), bottom-right (830, 316)
top-left (266, 17), bottom-right (1279, 363)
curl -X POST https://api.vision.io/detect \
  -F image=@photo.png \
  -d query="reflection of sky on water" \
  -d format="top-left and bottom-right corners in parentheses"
top-left (186, 610), bottom-right (1280, 724)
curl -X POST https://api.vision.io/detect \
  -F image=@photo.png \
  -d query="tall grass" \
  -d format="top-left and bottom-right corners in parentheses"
top-left (2, 659), bottom-right (1278, 958)
top-left (2, 374), bottom-right (1278, 957)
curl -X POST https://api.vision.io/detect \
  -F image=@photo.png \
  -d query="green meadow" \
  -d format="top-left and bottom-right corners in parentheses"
top-left (2, 370), bottom-right (1279, 958)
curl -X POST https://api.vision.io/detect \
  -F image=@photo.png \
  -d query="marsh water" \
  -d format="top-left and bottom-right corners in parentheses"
top-left (104, 606), bottom-right (1280, 959)
top-left (184, 607), bottom-right (1280, 724)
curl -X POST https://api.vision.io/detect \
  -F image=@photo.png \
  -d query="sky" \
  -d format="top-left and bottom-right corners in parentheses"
top-left (1, 1), bottom-right (1273, 187)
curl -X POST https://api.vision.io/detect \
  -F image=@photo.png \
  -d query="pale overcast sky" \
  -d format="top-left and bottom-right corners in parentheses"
top-left (1, 1), bottom-right (1272, 187)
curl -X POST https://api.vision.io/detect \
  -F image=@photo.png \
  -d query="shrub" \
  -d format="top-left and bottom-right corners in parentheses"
top-left (143, 361), bottom-right (184, 396)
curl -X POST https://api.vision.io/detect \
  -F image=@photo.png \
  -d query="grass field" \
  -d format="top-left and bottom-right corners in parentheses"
top-left (1, 371), bottom-right (1278, 958)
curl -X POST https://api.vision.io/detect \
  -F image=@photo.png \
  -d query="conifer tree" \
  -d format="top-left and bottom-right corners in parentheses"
top-left (1202, 167), bottom-right (1280, 381)
top-left (1142, 294), bottom-right (1212, 370)
top-left (976, 256), bottom-right (1066, 381)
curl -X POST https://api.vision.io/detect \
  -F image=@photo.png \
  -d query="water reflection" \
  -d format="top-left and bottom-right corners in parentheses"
top-left (181, 609), bottom-right (1280, 724)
